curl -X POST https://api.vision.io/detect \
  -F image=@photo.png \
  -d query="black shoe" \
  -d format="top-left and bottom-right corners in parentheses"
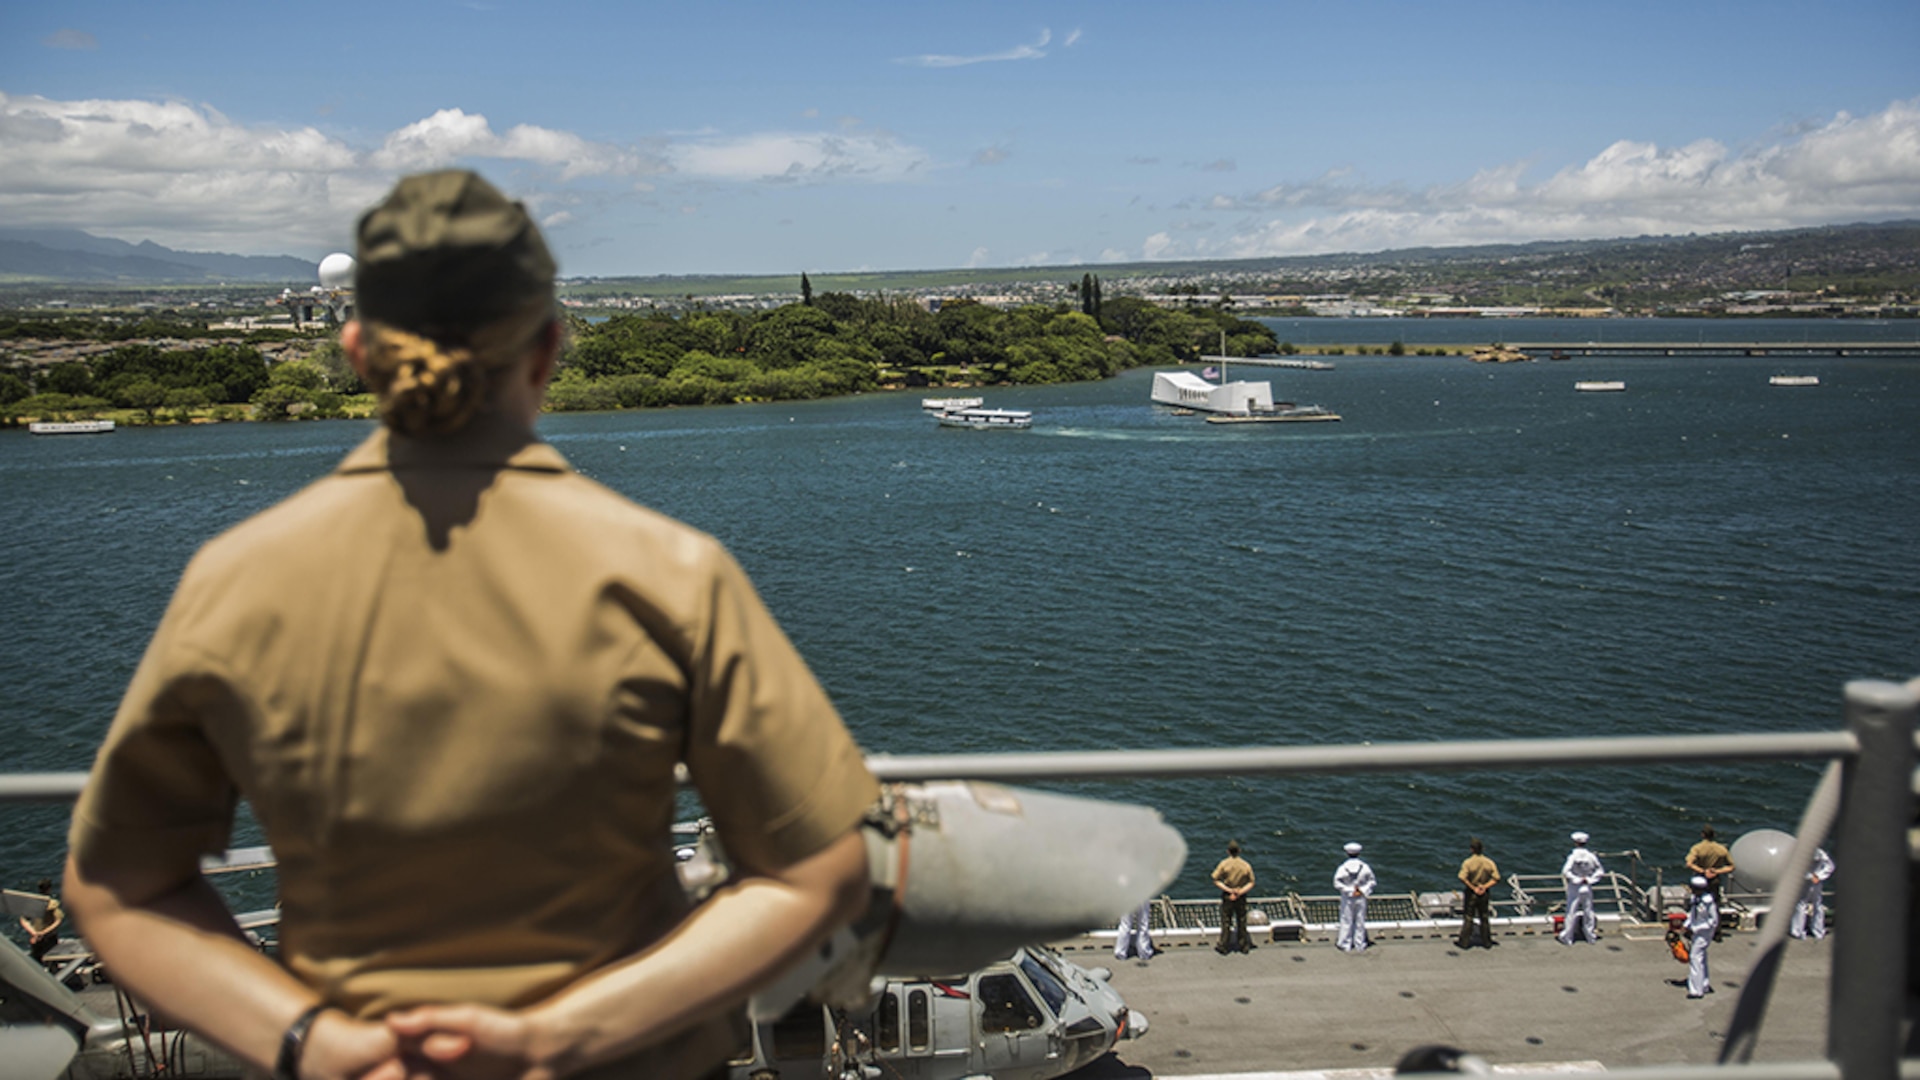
top-left (1454, 941), bottom-right (1471, 950)
top-left (1215, 946), bottom-right (1229, 955)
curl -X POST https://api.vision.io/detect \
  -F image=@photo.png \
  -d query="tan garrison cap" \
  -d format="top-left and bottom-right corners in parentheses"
top-left (354, 170), bottom-right (556, 335)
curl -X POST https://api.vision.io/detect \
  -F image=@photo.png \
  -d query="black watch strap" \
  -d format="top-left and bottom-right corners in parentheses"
top-left (274, 1004), bottom-right (329, 1080)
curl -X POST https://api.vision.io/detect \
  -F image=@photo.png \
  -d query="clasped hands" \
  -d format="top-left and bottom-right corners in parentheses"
top-left (307, 1004), bottom-right (568, 1080)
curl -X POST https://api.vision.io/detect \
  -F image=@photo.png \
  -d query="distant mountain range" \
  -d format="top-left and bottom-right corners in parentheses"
top-left (0, 227), bottom-right (318, 284)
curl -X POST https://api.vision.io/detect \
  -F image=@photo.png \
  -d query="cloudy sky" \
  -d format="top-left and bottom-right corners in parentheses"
top-left (3, 0), bottom-right (1917, 277)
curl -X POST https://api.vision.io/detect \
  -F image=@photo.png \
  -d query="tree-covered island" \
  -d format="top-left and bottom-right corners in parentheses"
top-left (0, 285), bottom-right (1285, 425)
top-left (546, 287), bottom-right (1278, 411)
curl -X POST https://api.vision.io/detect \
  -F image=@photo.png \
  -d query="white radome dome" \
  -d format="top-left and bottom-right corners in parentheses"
top-left (318, 252), bottom-right (356, 289)
top-left (1727, 829), bottom-right (1797, 893)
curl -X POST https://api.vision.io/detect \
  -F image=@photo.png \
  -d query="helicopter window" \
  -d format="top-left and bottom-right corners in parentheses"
top-left (978, 974), bottom-right (1043, 1033)
top-left (1017, 954), bottom-right (1070, 1016)
top-left (876, 990), bottom-right (900, 1052)
top-left (771, 1000), bottom-right (828, 1061)
top-left (908, 989), bottom-right (931, 1051)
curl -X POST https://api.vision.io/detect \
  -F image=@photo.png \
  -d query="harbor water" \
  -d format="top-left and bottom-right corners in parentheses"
top-left (3, 325), bottom-right (1916, 903)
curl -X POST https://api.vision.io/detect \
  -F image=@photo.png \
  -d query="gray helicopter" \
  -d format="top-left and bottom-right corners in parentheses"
top-left (729, 945), bottom-right (1145, 1080)
top-left (3, 782), bottom-right (1182, 1080)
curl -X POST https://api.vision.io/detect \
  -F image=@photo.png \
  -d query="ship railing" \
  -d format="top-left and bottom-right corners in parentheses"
top-left (3, 677), bottom-right (1913, 1080)
top-left (1503, 870), bottom-right (1656, 922)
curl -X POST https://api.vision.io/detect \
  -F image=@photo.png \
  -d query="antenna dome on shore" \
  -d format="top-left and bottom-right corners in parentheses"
top-left (318, 252), bottom-right (356, 289)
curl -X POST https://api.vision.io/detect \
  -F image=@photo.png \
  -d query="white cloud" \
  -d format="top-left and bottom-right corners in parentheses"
top-left (972, 144), bottom-right (1010, 166)
top-left (0, 92), bottom-right (374, 253)
top-left (368, 108), bottom-right (654, 181)
top-left (965, 246), bottom-right (991, 268)
top-left (1064, 28), bottom-right (1083, 47)
top-left (43, 29), bottom-right (97, 50)
top-left (670, 131), bottom-right (928, 183)
top-left (1159, 98), bottom-right (1920, 259)
top-left (0, 92), bottom-right (935, 258)
top-left (1099, 247), bottom-right (1129, 262)
top-left (899, 29), bottom-right (1051, 68)
top-left (0, 93), bottom-right (669, 254)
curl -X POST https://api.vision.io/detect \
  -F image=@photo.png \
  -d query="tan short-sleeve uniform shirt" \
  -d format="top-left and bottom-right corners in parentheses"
top-left (70, 416), bottom-right (878, 1076)
top-left (1211, 856), bottom-right (1254, 893)
top-left (1687, 840), bottom-right (1732, 874)
top-left (1459, 854), bottom-right (1500, 891)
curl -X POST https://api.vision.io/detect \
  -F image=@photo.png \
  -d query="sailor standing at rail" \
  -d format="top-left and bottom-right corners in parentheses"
top-left (1557, 832), bottom-right (1603, 944)
top-left (1333, 842), bottom-right (1375, 952)
top-left (1684, 875), bottom-right (1717, 998)
top-left (1789, 847), bottom-right (1834, 941)
top-left (1114, 900), bottom-right (1156, 962)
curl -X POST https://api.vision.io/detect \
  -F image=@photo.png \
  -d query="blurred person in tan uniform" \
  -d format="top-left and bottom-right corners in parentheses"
top-left (20, 876), bottom-right (64, 964)
top-left (63, 170), bottom-right (878, 1080)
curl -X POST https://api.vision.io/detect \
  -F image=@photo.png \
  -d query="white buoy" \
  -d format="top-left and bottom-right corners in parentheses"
top-left (318, 252), bottom-right (355, 289)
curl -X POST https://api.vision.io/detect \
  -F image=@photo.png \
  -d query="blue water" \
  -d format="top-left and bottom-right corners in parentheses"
top-left (3, 326), bottom-right (1916, 902)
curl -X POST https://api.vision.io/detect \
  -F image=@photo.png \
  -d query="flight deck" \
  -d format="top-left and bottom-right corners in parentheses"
top-left (1061, 927), bottom-right (1832, 1078)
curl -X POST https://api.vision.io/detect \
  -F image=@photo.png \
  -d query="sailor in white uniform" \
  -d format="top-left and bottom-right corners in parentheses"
top-left (1333, 842), bottom-right (1375, 952)
top-left (1685, 875), bottom-right (1717, 998)
top-left (1558, 831), bottom-right (1603, 944)
top-left (1114, 900), bottom-right (1156, 961)
top-left (1789, 847), bottom-right (1834, 941)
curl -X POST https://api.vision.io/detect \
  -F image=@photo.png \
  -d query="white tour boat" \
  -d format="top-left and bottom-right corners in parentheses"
top-left (1768, 375), bottom-right (1820, 387)
top-left (1574, 381), bottom-right (1626, 392)
top-left (1204, 405), bottom-right (1343, 424)
top-left (28, 420), bottom-right (116, 435)
top-left (936, 406), bottom-right (1032, 430)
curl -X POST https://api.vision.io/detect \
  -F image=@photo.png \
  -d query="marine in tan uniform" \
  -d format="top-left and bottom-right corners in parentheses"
top-left (1686, 825), bottom-right (1734, 903)
top-left (1455, 838), bottom-right (1500, 949)
top-left (1211, 841), bottom-right (1256, 954)
top-left (63, 170), bottom-right (878, 1080)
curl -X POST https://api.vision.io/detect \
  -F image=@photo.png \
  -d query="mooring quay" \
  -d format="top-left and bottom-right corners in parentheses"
top-left (1504, 341), bottom-right (1918, 357)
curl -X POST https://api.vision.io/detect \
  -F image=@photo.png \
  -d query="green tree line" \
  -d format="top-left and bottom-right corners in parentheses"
top-left (0, 339), bottom-right (364, 425)
top-left (547, 292), bottom-right (1277, 412)
top-left (2, 294), bottom-right (1281, 423)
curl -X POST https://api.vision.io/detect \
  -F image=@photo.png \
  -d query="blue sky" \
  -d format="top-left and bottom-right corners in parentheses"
top-left (3, 0), bottom-right (1917, 277)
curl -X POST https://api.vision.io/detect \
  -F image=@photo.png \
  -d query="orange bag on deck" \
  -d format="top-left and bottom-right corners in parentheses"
top-left (1666, 920), bottom-right (1690, 962)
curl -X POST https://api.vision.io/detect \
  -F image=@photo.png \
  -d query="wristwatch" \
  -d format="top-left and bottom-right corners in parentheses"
top-left (273, 1004), bottom-right (329, 1080)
